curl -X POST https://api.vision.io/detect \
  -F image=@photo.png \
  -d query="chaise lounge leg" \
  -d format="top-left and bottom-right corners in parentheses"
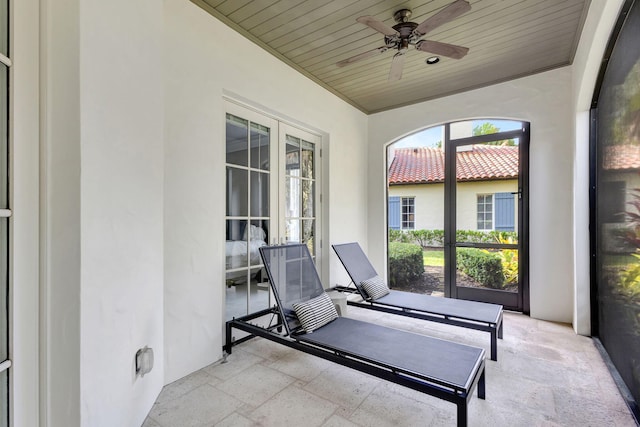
top-left (498, 319), bottom-right (504, 339)
top-left (457, 402), bottom-right (467, 427)
top-left (224, 321), bottom-right (233, 356)
top-left (490, 329), bottom-right (497, 361)
top-left (478, 370), bottom-right (486, 400)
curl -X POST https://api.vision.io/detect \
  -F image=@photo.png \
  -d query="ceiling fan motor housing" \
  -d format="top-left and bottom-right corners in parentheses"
top-left (385, 22), bottom-right (420, 51)
top-left (393, 22), bottom-right (418, 37)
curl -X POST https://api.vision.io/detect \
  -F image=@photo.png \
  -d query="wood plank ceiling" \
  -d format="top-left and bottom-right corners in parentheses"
top-left (192, 0), bottom-right (591, 114)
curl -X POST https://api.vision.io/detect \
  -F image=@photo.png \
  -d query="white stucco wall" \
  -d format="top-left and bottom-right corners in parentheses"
top-left (79, 1), bottom-right (165, 426)
top-left (44, 0), bottom-right (165, 426)
top-left (389, 180), bottom-right (518, 231)
top-left (163, 0), bottom-right (368, 383)
top-left (390, 184), bottom-right (445, 230)
top-left (41, 0), bottom-right (368, 424)
top-left (369, 68), bottom-right (574, 322)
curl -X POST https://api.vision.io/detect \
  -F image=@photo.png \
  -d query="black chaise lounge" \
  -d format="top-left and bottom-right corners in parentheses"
top-left (332, 242), bottom-right (504, 361)
top-left (224, 244), bottom-right (486, 427)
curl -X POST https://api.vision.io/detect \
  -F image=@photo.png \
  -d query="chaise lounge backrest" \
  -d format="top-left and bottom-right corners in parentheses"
top-left (332, 242), bottom-right (380, 299)
top-left (259, 244), bottom-right (326, 335)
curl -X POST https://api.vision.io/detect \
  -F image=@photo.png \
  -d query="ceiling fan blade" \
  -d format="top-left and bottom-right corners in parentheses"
top-left (416, 39), bottom-right (469, 59)
top-left (413, 0), bottom-right (471, 36)
top-left (388, 52), bottom-right (405, 82)
top-left (356, 16), bottom-right (399, 37)
top-left (336, 46), bottom-right (390, 67)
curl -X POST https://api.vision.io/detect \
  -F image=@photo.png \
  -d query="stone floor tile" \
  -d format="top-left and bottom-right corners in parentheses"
top-left (551, 387), bottom-right (636, 426)
top-left (141, 416), bottom-right (162, 427)
top-left (216, 364), bottom-right (295, 406)
top-left (155, 369), bottom-right (218, 405)
top-left (265, 350), bottom-right (332, 382)
top-left (483, 373), bottom-right (557, 420)
top-left (247, 385), bottom-right (338, 427)
top-left (321, 414), bottom-right (362, 427)
top-left (382, 378), bottom-right (476, 414)
top-left (239, 336), bottom-right (298, 362)
top-left (347, 385), bottom-right (444, 427)
top-left (204, 349), bottom-right (263, 381)
top-left (149, 384), bottom-right (243, 427)
top-left (303, 364), bottom-right (379, 410)
top-left (214, 412), bottom-right (257, 427)
top-left (143, 306), bottom-right (636, 427)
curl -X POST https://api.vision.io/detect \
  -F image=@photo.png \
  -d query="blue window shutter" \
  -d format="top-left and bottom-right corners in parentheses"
top-left (495, 192), bottom-right (515, 231)
top-left (388, 196), bottom-right (401, 230)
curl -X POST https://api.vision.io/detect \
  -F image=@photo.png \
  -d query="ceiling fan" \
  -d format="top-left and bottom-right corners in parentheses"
top-left (336, 0), bottom-right (471, 81)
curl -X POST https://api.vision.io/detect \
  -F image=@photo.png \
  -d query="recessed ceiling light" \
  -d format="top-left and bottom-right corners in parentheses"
top-left (425, 56), bottom-right (440, 64)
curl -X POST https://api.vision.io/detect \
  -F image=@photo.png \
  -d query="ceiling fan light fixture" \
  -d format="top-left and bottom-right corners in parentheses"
top-left (393, 8), bottom-right (412, 24)
top-left (426, 56), bottom-right (440, 64)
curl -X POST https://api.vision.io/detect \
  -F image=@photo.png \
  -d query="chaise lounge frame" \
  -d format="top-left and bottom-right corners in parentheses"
top-left (332, 242), bottom-right (504, 361)
top-left (224, 244), bottom-right (486, 427)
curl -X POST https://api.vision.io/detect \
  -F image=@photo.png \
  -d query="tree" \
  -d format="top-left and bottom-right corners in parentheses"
top-left (473, 122), bottom-right (516, 146)
top-left (473, 122), bottom-right (500, 136)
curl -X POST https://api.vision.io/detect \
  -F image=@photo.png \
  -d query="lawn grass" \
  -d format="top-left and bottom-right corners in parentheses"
top-left (423, 249), bottom-right (445, 267)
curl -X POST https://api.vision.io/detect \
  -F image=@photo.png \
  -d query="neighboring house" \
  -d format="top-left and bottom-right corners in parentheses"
top-left (601, 144), bottom-right (640, 218)
top-left (600, 144), bottom-right (640, 252)
top-left (388, 145), bottom-right (518, 232)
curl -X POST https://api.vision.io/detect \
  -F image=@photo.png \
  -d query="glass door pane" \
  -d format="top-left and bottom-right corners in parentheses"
top-left (0, 220), bottom-right (6, 361)
top-left (0, 64), bottom-right (7, 208)
top-left (0, 0), bottom-right (6, 57)
top-left (0, 370), bottom-right (6, 427)
top-left (280, 124), bottom-right (320, 260)
top-left (224, 104), bottom-right (277, 320)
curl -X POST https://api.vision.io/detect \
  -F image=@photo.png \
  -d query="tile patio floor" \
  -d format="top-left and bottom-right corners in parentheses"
top-left (143, 307), bottom-right (636, 426)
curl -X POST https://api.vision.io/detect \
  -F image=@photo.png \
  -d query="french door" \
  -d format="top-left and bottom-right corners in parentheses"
top-left (224, 102), bottom-right (321, 320)
top-left (224, 103), bottom-right (278, 320)
top-left (444, 122), bottom-right (529, 312)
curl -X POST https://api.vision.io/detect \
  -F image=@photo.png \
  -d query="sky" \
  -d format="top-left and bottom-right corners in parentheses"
top-left (392, 119), bottom-right (522, 148)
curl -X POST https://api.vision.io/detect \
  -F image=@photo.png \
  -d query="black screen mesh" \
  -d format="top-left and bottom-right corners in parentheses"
top-left (594, 0), bottom-right (640, 407)
top-left (260, 244), bottom-right (325, 334)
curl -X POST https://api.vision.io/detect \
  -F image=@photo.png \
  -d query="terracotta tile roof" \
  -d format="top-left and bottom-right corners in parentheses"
top-left (603, 144), bottom-right (640, 170)
top-left (388, 145), bottom-right (519, 185)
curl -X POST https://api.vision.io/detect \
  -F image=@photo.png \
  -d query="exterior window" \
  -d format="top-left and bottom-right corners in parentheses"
top-left (401, 197), bottom-right (415, 230)
top-left (477, 194), bottom-right (493, 230)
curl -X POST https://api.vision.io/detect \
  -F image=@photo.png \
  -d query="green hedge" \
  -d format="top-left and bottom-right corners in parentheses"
top-left (389, 228), bottom-right (518, 247)
top-left (388, 229), bottom-right (411, 243)
top-left (457, 248), bottom-right (504, 289)
top-left (388, 242), bottom-right (424, 287)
